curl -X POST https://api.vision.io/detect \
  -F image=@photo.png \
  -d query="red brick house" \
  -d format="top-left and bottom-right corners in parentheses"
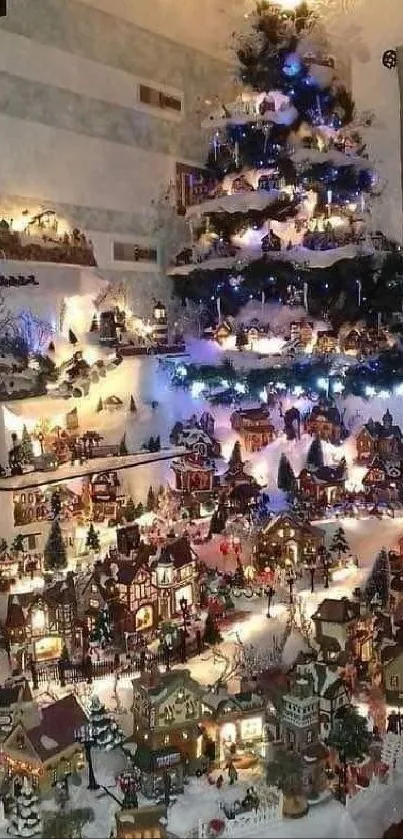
top-left (362, 456), bottom-right (403, 503)
top-left (171, 453), bottom-right (217, 496)
top-left (230, 406), bottom-right (276, 452)
top-left (304, 400), bottom-right (343, 444)
top-left (298, 460), bottom-right (347, 505)
top-left (356, 411), bottom-right (402, 462)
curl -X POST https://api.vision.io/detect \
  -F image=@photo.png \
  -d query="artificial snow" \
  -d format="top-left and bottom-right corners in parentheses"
top-left (39, 734), bottom-right (58, 750)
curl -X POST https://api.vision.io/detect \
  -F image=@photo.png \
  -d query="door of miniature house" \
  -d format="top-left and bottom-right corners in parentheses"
top-left (286, 541), bottom-right (298, 564)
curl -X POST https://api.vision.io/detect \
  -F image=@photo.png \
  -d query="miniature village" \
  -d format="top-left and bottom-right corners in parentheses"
top-left (3, 2), bottom-right (403, 838)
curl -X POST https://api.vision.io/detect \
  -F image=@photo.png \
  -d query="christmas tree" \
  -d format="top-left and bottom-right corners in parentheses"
top-left (20, 425), bottom-right (34, 463)
top-left (90, 605), bottom-right (112, 647)
top-left (365, 547), bottom-right (390, 610)
top-left (124, 497), bottom-right (136, 522)
top-left (277, 453), bottom-right (297, 494)
top-left (227, 441), bottom-right (244, 475)
top-left (146, 486), bottom-right (156, 512)
top-left (86, 523), bottom-right (101, 552)
top-left (203, 611), bottom-right (222, 645)
top-left (326, 705), bottom-right (371, 799)
top-left (8, 777), bottom-right (42, 837)
top-left (330, 526), bottom-right (350, 563)
top-left (44, 518), bottom-right (68, 570)
top-left (307, 437), bottom-right (324, 470)
top-left (68, 329), bottom-right (78, 345)
top-left (119, 434), bottom-right (128, 455)
top-left (96, 397), bottom-right (103, 412)
top-left (129, 395), bottom-right (137, 413)
top-left (171, 1), bottom-right (387, 322)
top-left (88, 695), bottom-right (124, 751)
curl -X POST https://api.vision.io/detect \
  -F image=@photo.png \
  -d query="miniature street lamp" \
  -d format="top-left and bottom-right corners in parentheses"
top-left (285, 562), bottom-right (296, 604)
top-left (322, 550), bottom-right (331, 589)
top-left (153, 301), bottom-right (167, 322)
top-left (37, 432), bottom-right (44, 456)
top-left (179, 596), bottom-right (189, 664)
top-left (75, 724), bottom-right (99, 791)
top-left (265, 585), bottom-right (275, 618)
top-left (305, 555), bottom-right (317, 594)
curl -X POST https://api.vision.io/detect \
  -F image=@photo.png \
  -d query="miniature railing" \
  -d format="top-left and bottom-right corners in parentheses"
top-left (197, 789), bottom-right (283, 838)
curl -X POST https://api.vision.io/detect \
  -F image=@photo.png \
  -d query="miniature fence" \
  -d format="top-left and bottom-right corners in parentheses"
top-left (198, 789), bottom-right (283, 838)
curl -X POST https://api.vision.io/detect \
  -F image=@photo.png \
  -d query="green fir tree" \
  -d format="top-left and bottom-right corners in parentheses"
top-left (20, 425), bottom-right (34, 464)
top-left (307, 437), bottom-right (324, 470)
top-left (203, 611), bottom-right (222, 646)
top-left (125, 497), bottom-right (136, 522)
top-left (330, 526), bottom-right (350, 563)
top-left (86, 522), bottom-right (101, 552)
top-left (365, 547), bottom-right (390, 610)
top-left (277, 453), bottom-right (297, 494)
top-left (147, 486), bottom-right (156, 512)
top-left (44, 519), bottom-right (67, 570)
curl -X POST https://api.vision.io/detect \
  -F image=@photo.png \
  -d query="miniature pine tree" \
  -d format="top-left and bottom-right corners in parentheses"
top-left (12, 533), bottom-right (25, 554)
top-left (365, 547), bottom-right (391, 610)
top-left (330, 526), bottom-right (350, 562)
top-left (307, 437), bottom-right (324, 469)
top-left (135, 502), bottom-right (144, 518)
top-left (326, 706), bottom-right (371, 794)
top-left (90, 313), bottom-right (99, 332)
top-left (51, 490), bottom-right (62, 518)
top-left (96, 397), bottom-right (103, 413)
top-left (0, 538), bottom-right (7, 555)
top-left (277, 453), bottom-right (296, 494)
top-left (125, 497), bottom-right (136, 522)
top-left (8, 777), bottom-right (42, 837)
top-left (228, 441), bottom-right (243, 473)
top-left (68, 328), bottom-right (78, 345)
top-left (86, 522), bottom-right (101, 552)
top-left (90, 606), bottom-right (112, 647)
top-left (129, 395), bottom-right (137, 413)
top-left (119, 434), bottom-right (128, 456)
top-left (20, 425), bottom-right (34, 464)
top-left (154, 435), bottom-right (161, 451)
top-left (88, 695), bottom-right (124, 751)
top-left (203, 611), bottom-right (222, 646)
top-left (146, 486), bottom-right (156, 512)
top-left (44, 518), bottom-right (67, 570)
top-left (48, 340), bottom-right (55, 353)
top-left (235, 327), bottom-right (248, 350)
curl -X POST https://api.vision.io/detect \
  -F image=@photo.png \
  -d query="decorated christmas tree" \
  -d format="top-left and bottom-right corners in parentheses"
top-left (86, 522), bottom-right (101, 552)
top-left (364, 547), bottom-right (390, 610)
top-left (90, 605), bottom-right (112, 647)
top-left (20, 425), bottom-right (34, 464)
top-left (44, 518), bottom-right (67, 570)
top-left (8, 777), bottom-right (42, 837)
top-left (88, 695), bottom-right (125, 751)
top-left (170, 0), bottom-right (389, 323)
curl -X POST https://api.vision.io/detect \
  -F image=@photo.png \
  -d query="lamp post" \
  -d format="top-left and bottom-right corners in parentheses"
top-left (37, 432), bottom-right (44, 456)
top-left (265, 585), bottom-right (275, 618)
top-left (179, 596), bottom-right (189, 664)
top-left (322, 550), bottom-right (331, 589)
top-left (305, 555), bottom-right (317, 594)
top-left (285, 563), bottom-right (296, 605)
top-left (75, 724), bottom-right (99, 791)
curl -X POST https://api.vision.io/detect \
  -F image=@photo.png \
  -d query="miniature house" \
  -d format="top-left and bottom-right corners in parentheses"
top-left (356, 412), bottom-right (403, 462)
top-left (295, 658), bottom-right (350, 736)
top-left (201, 687), bottom-right (265, 762)
top-left (254, 513), bottom-right (324, 568)
top-left (311, 597), bottom-right (373, 663)
top-left (171, 453), bottom-right (217, 496)
top-left (315, 329), bottom-right (339, 354)
top-left (298, 461), bottom-right (347, 506)
top-left (362, 456), bottom-right (403, 504)
top-left (304, 400), bottom-right (343, 444)
top-left (115, 804), bottom-right (168, 839)
top-left (230, 406), bottom-right (276, 453)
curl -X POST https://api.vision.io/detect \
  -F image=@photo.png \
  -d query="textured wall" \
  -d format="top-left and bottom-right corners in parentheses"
top-left (0, 0), bottom-right (233, 313)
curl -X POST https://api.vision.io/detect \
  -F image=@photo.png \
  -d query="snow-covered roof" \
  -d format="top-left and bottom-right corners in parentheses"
top-left (186, 189), bottom-right (283, 219)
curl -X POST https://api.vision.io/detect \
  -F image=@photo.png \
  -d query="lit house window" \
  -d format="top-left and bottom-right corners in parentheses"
top-left (139, 84), bottom-right (182, 114)
top-left (113, 242), bottom-right (158, 263)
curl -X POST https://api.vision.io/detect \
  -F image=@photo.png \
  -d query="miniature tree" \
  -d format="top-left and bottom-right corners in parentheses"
top-left (203, 611), bottom-right (222, 646)
top-left (11, 533), bottom-right (25, 554)
top-left (129, 395), bottom-right (137, 413)
top-left (266, 749), bottom-right (303, 798)
top-left (51, 490), bottom-right (62, 518)
top-left (330, 526), bottom-right (350, 563)
top-left (154, 435), bottom-right (161, 451)
top-left (208, 503), bottom-right (227, 537)
top-left (367, 685), bottom-right (387, 736)
top-left (96, 397), bottom-right (103, 413)
top-left (125, 497), bottom-right (136, 522)
top-left (0, 538), bottom-right (7, 555)
top-left (228, 441), bottom-right (243, 473)
top-left (146, 486), bottom-right (156, 512)
top-left (365, 547), bottom-right (390, 610)
top-left (20, 425), bottom-right (34, 464)
top-left (44, 518), bottom-right (68, 570)
top-left (86, 523), bottom-right (101, 552)
top-left (277, 453), bottom-right (297, 494)
top-left (119, 434), bottom-right (128, 456)
top-left (8, 777), bottom-right (42, 837)
top-left (68, 328), bottom-right (78, 345)
top-left (220, 586), bottom-right (235, 611)
top-left (90, 313), bottom-right (98, 332)
top-left (48, 340), bottom-right (55, 353)
top-left (90, 605), bottom-right (112, 647)
top-left (88, 695), bottom-right (124, 751)
top-left (326, 706), bottom-right (371, 800)
top-left (135, 502), bottom-right (144, 518)
top-left (235, 327), bottom-right (248, 350)
top-left (307, 437), bottom-right (324, 470)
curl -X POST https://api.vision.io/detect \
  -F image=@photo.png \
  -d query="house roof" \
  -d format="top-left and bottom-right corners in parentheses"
top-left (260, 512), bottom-right (324, 540)
top-left (231, 406), bottom-right (272, 422)
top-left (308, 403), bottom-right (341, 425)
top-left (311, 598), bottom-right (360, 624)
top-left (135, 669), bottom-right (204, 704)
top-left (300, 464), bottom-right (346, 485)
top-left (17, 694), bottom-right (88, 762)
top-left (362, 413), bottom-right (402, 441)
top-left (362, 456), bottom-right (402, 483)
top-left (131, 743), bottom-right (182, 771)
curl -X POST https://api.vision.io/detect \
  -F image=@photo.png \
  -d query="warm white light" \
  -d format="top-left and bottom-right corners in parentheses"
top-left (31, 608), bottom-right (46, 632)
